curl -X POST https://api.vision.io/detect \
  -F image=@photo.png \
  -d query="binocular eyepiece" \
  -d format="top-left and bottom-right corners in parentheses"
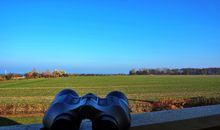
top-left (42, 89), bottom-right (131, 130)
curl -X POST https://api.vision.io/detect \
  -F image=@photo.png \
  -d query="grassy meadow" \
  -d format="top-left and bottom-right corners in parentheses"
top-left (0, 75), bottom-right (220, 126)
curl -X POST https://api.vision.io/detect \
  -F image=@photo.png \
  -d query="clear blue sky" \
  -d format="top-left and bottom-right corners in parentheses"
top-left (0, 0), bottom-right (220, 74)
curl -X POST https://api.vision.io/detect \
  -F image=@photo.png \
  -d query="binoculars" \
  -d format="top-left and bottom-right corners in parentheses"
top-left (41, 89), bottom-right (131, 130)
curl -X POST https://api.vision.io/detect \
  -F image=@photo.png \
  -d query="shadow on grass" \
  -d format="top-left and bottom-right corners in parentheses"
top-left (0, 116), bottom-right (20, 126)
top-left (129, 98), bottom-right (154, 103)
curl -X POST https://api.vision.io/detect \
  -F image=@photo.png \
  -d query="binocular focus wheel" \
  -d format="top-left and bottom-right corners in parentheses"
top-left (107, 91), bottom-right (128, 104)
top-left (56, 89), bottom-right (79, 97)
top-left (93, 116), bottom-right (119, 130)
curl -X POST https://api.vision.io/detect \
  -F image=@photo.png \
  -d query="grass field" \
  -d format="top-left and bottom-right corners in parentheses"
top-left (0, 75), bottom-right (220, 126)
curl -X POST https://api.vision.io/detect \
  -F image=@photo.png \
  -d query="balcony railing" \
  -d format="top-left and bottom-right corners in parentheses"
top-left (0, 104), bottom-right (220, 130)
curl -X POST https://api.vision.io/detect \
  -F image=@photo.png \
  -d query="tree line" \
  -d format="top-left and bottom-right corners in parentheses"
top-left (24, 69), bottom-right (69, 79)
top-left (129, 68), bottom-right (220, 75)
top-left (0, 69), bottom-right (69, 81)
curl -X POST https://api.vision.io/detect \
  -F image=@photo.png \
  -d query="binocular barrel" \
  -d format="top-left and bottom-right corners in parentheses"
top-left (42, 89), bottom-right (131, 130)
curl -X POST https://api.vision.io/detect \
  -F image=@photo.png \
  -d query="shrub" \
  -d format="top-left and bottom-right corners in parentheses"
top-left (25, 72), bottom-right (33, 79)
top-left (0, 76), bottom-right (5, 81)
top-left (5, 74), bottom-right (14, 80)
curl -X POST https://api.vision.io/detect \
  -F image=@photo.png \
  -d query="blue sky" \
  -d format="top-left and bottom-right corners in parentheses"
top-left (0, 0), bottom-right (220, 74)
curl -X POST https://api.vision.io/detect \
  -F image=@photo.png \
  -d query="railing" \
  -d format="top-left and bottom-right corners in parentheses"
top-left (0, 104), bottom-right (220, 130)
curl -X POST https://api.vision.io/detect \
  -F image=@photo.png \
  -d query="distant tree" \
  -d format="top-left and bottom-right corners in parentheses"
top-left (25, 72), bottom-right (33, 79)
top-left (142, 69), bottom-right (149, 75)
top-left (32, 72), bottom-right (40, 78)
top-left (129, 69), bottom-right (137, 75)
top-left (41, 70), bottom-right (53, 78)
top-left (53, 70), bottom-right (66, 77)
top-left (5, 73), bottom-right (14, 80)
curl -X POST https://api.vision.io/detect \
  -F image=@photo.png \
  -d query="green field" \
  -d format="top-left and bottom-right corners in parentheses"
top-left (0, 75), bottom-right (220, 126)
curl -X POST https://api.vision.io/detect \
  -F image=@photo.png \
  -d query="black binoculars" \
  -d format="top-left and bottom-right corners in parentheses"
top-left (41, 89), bottom-right (131, 130)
